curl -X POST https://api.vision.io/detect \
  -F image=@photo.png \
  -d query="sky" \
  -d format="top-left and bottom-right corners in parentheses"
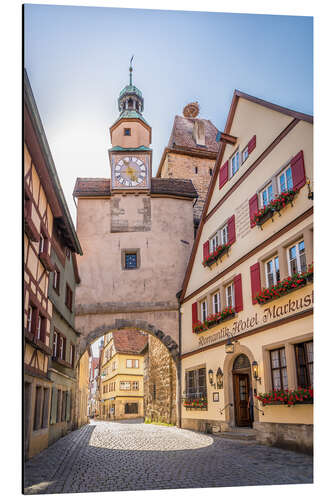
top-left (24, 4), bottom-right (313, 225)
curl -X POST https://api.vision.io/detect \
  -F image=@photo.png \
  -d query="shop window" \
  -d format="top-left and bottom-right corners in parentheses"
top-left (295, 341), bottom-right (313, 388)
top-left (270, 347), bottom-right (288, 390)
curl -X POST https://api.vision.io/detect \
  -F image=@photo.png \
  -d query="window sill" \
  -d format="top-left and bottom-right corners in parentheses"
top-left (260, 400), bottom-right (313, 407)
top-left (52, 356), bottom-right (72, 368)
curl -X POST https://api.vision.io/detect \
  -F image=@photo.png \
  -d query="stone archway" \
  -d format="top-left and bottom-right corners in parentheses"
top-left (77, 318), bottom-right (180, 361)
top-left (77, 319), bottom-right (180, 426)
top-left (222, 343), bottom-right (258, 428)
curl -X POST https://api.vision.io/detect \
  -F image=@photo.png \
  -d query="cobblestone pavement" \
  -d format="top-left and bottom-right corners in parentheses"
top-left (24, 419), bottom-right (313, 494)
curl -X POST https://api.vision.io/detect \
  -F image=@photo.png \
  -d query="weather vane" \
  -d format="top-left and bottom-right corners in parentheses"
top-left (129, 55), bottom-right (134, 85)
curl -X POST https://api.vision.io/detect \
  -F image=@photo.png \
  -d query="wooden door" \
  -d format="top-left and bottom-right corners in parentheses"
top-left (233, 373), bottom-right (251, 427)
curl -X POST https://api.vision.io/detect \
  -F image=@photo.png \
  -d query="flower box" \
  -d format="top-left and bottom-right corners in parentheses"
top-left (193, 307), bottom-right (235, 333)
top-left (251, 189), bottom-right (299, 229)
top-left (183, 397), bottom-right (208, 410)
top-left (256, 387), bottom-right (313, 407)
top-left (203, 243), bottom-right (230, 267)
top-left (255, 265), bottom-right (313, 305)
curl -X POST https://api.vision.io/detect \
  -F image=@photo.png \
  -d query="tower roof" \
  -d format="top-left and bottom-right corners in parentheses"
top-left (119, 84), bottom-right (143, 99)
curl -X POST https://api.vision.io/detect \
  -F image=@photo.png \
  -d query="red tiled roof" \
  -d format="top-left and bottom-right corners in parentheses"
top-left (73, 178), bottom-right (197, 199)
top-left (168, 115), bottom-right (219, 153)
top-left (112, 330), bottom-right (148, 354)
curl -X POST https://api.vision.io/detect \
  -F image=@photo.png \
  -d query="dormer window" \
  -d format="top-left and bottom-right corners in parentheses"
top-left (124, 128), bottom-right (131, 136)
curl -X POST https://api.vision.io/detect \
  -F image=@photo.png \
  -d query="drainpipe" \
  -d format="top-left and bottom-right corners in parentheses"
top-left (176, 290), bottom-right (182, 429)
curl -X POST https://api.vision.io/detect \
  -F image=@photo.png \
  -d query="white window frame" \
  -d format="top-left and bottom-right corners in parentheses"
top-left (265, 255), bottom-right (280, 287)
top-left (287, 240), bottom-right (306, 275)
top-left (132, 381), bottom-right (139, 390)
top-left (241, 145), bottom-right (249, 164)
top-left (230, 150), bottom-right (240, 177)
top-left (27, 305), bottom-right (33, 332)
top-left (59, 336), bottom-right (64, 360)
top-left (133, 359), bottom-right (139, 368)
top-left (53, 331), bottom-right (58, 357)
top-left (225, 283), bottom-right (234, 308)
top-left (212, 292), bottom-right (221, 314)
top-left (39, 234), bottom-right (45, 254)
top-left (201, 300), bottom-right (207, 322)
top-left (220, 224), bottom-right (228, 245)
top-left (126, 359), bottom-right (133, 368)
top-left (210, 232), bottom-right (219, 253)
top-left (36, 315), bottom-right (42, 340)
top-left (260, 183), bottom-right (273, 208)
top-left (120, 381), bottom-right (131, 390)
top-left (278, 164), bottom-right (293, 193)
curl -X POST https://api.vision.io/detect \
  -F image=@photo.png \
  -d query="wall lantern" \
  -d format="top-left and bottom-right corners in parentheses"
top-left (216, 367), bottom-right (223, 389)
top-left (208, 369), bottom-right (214, 386)
top-left (306, 177), bottom-right (313, 200)
top-left (225, 338), bottom-right (234, 354)
top-left (252, 361), bottom-right (261, 384)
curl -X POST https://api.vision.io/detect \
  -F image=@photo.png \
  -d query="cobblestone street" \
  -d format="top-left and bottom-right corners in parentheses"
top-left (24, 419), bottom-right (313, 494)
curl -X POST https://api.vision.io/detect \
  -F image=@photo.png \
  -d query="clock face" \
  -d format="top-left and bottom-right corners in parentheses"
top-left (113, 156), bottom-right (147, 188)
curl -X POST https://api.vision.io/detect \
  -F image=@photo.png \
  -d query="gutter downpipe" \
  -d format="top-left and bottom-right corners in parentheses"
top-left (176, 290), bottom-right (182, 429)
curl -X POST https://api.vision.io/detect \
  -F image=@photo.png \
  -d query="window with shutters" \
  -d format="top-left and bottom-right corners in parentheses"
top-left (209, 232), bottom-right (219, 253)
top-left (225, 283), bottom-right (234, 308)
top-left (288, 240), bottom-right (306, 275)
top-left (221, 223), bottom-right (228, 245)
top-left (265, 256), bottom-right (280, 287)
top-left (278, 165), bottom-right (293, 193)
top-left (53, 267), bottom-right (60, 294)
top-left (212, 291), bottom-right (221, 314)
top-left (270, 347), bottom-right (288, 390)
top-left (230, 150), bottom-right (240, 177)
top-left (295, 341), bottom-right (313, 388)
top-left (260, 183), bottom-right (273, 208)
top-left (185, 367), bottom-right (207, 398)
top-left (200, 300), bottom-right (207, 321)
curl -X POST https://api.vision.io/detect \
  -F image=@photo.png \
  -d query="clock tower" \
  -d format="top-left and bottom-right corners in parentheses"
top-left (109, 61), bottom-right (152, 192)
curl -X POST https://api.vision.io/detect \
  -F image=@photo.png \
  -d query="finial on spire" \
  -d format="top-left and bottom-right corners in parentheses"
top-left (129, 55), bottom-right (134, 86)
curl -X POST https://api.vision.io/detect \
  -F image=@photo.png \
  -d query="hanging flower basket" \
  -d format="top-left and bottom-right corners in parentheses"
top-left (202, 243), bottom-right (230, 267)
top-left (193, 307), bottom-right (235, 333)
top-left (256, 387), bottom-right (313, 407)
top-left (255, 264), bottom-right (313, 305)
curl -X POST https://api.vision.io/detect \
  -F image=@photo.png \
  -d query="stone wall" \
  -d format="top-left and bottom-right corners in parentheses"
top-left (254, 421), bottom-right (313, 455)
top-left (144, 335), bottom-right (177, 425)
top-left (163, 152), bottom-right (215, 224)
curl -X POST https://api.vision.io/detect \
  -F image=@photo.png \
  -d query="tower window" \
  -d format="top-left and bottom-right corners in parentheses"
top-left (124, 128), bottom-right (131, 136)
top-left (209, 168), bottom-right (213, 176)
top-left (195, 167), bottom-right (198, 174)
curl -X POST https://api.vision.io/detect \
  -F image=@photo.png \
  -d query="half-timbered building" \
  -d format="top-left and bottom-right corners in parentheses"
top-left (24, 70), bottom-right (82, 459)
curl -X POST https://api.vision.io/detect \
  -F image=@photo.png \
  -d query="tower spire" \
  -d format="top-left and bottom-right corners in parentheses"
top-left (129, 55), bottom-right (134, 86)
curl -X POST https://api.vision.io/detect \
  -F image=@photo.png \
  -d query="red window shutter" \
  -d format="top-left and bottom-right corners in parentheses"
top-left (234, 274), bottom-right (243, 312)
top-left (219, 161), bottom-right (228, 189)
top-left (250, 263), bottom-right (261, 304)
top-left (203, 240), bottom-right (210, 261)
top-left (291, 150), bottom-right (306, 190)
top-left (248, 135), bottom-right (256, 154)
top-left (192, 302), bottom-right (198, 329)
top-left (249, 194), bottom-right (259, 228)
top-left (227, 215), bottom-right (236, 245)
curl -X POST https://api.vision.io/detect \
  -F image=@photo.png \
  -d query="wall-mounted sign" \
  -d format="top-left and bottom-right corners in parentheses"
top-left (198, 290), bottom-right (313, 348)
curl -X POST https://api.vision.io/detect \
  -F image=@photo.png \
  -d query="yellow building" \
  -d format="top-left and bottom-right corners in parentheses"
top-left (99, 330), bottom-right (148, 420)
top-left (180, 90), bottom-right (313, 454)
top-left (76, 345), bottom-right (91, 428)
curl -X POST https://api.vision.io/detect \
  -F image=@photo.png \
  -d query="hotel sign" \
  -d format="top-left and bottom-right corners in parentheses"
top-left (197, 290), bottom-right (313, 348)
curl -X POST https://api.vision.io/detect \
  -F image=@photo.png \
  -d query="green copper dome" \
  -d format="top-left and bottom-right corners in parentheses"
top-left (119, 84), bottom-right (143, 99)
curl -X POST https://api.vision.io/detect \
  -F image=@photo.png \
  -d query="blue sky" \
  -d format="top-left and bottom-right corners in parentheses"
top-left (24, 4), bottom-right (313, 223)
